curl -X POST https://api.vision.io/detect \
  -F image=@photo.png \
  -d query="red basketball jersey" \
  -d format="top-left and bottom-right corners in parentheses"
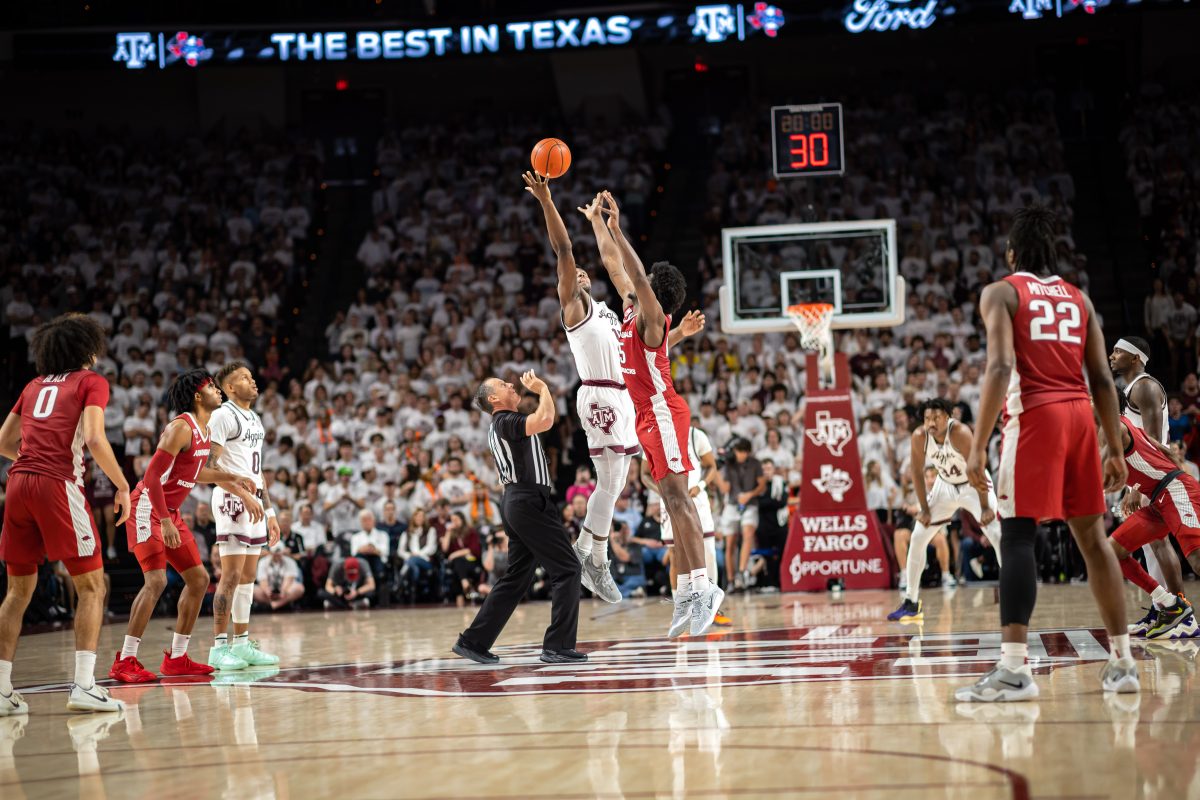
top-left (9, 370), bottom-right (110, 486)
top-left (1121, 416), bottom-right (1187, 498)
top-left (1002, 272), bottom-right (1089, 417)
top-left (619, 307), bottom-right (681, 411)
top-left (136, 413), bottom-right (212, 510)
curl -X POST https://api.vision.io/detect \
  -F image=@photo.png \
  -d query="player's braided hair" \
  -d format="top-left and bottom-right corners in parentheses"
top-left (30, 313), bottom-right (107, 375)
top-left (1008, 205), bottom-right (1058, 276)
top-left (920, 397), bottom-right (955, 417)
top-left (649, 261), bottom-right (688, 317)
top-left (215, 360), bottom-right (250, 393)
top-left (166, 369), bottom-right (214, 415)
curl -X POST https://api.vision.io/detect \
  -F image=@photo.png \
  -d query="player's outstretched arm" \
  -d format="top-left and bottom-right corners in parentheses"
top-left (82, 405), bottom-right (132, 526)
top-left (601, 191), bottom-right (665, 334)
top-left (967, 281), bottom-right (1017, 495)
top-left (1082, 293), bottom-right (1128, 493)
top-left (0, 413), bottom-right (21, 461)
top-left (580, 193), bottom-right (635, 301)
top-left (524, 171), bottom-right (579, 310)
top-left (668, 311), bottom-right (706, 349)
top-left (520, 370), bottom-right (556, 436)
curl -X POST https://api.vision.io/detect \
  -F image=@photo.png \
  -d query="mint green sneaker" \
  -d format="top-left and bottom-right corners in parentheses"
top-left (229, 639), bottom-right (279, 667)
top-left (207, 645), bottom-right (249, 671)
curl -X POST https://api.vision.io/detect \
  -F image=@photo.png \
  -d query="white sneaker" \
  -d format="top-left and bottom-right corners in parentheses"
top-left (942, 573), bottom-right (958, 589)
top-left (1100, 657), bottom-right (1140, 694)
top-left (67, 683), bottom-right (125, 714)
top-left (668, 595), bottom-right (694, 638)
top-left (0, 688), bottom-right (28, 717)
top-left (690, 585), bottom-right (726, 636)
top-left (954, 663), bottom-right (1039, 702)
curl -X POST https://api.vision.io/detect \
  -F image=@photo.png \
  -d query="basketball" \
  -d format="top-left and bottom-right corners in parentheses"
top-left (531, 137), bottom-right (571, 179)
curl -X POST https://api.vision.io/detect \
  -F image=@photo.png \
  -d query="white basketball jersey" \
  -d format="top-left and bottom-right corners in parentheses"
top-left (686, 428), bottom-right (713, 488)
top-left (1123, 373), bottom-right (1168, 443)
top-left (926, 419), bottom-right (968, 485)
top-left (563, 297), bottom-right (624, 384)
top-left (208, 401), bottom-right (265, 489)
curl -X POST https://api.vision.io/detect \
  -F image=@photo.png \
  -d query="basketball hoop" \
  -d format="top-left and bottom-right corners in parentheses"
top-left (787, 303), bottom-right (836, 388)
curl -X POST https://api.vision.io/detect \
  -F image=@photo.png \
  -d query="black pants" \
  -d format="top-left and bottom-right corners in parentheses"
top-left (461, 486), bottom-right (581, 652)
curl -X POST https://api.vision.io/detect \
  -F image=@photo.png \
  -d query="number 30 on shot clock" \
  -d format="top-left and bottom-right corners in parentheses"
top-left (771, 103), bottom-right (845, 178)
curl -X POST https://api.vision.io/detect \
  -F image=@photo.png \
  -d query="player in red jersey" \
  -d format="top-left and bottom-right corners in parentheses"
top-left (1099, 402), bottom-right (1199, 641)
top-left (110, 370), bottom-right (258, 683)
top-left (599, 191), bottom-right (724, 638)
top-left (959, 206), bottom-right (1138, 702)
top-left (0, 315), bottom-right (130, 715)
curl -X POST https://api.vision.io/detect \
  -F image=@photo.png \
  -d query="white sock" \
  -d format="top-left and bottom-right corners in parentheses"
top-left (672, 585), bottom-right (683, 601)
top-left (704, 537), bottom-right (718, 582)
top-left (234, 632), bottom-right (249, 645)
top-left (677, 574), bottom-right (692, 597)
top-left (214, 633), bottom-right (228, 649)
top-left (171, 632), bottom-right (190, 659)
top-left (0, 659), bottom-right (12, 694)
top-left (121, 635), bottom-right (141, 660)
top-left (591, 534), bottom-right (609, 566)
top-left (690, 568), bottom-right (710, 594)
top-left (1150, 586), bottom-right (1175, 608)
top-left (74, 650), bottom-right (97, 690)
top-left (575, 529), bottom-right (591, 553)
top-left (1000, 642), bottom-right (1028, 670)
top-left (1110, 633), bottom-right (1133, 661)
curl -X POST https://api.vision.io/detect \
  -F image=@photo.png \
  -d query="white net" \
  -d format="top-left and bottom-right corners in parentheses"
top-left (787, 303), bottom-right (835, 389)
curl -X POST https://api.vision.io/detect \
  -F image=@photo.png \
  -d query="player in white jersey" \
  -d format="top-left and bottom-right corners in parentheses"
top-left (641, 424), bottom-right (731, 626)
top-left (888, 399), bottom-right (1002, 623)
top-left (523, 172), bottom-right (703, 603)
top-left (207, 362), bottom-right (281, 670)
top-left (1110, 336), bottom-right (1187, 631)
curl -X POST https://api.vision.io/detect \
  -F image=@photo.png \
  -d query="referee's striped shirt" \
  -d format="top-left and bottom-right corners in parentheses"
top-left (488, 410), bottom-right (552, 488)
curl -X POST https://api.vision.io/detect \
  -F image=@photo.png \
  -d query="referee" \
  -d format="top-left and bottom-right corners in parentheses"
top-left (452, 370), bottom-right (586, 665)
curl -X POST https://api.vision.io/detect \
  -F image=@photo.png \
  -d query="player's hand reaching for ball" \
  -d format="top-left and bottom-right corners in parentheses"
top-left (160, 516), bottom-right (181, 549)
top-left (522, 171), bottom-right (551, 202)
top-left (577, 193), bottom-right (603, 221)
top-left (1102, 451), bottom-right (1128, 495)
top-left (600, 191), bottom-right (621, 231)
top-left (520, 370), bottom-right (547, 395)
top-left (678, 310), bottom-right (706, 337)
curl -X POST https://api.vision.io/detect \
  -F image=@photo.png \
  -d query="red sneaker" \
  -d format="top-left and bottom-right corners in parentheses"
top-left (160, 651), bottom-right (216, 677)
top-left (109, 652), bottom-right (157, 683)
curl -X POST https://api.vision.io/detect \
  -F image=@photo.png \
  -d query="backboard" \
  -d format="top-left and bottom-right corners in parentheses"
top-left (719, 219), bottom-right (905, 334)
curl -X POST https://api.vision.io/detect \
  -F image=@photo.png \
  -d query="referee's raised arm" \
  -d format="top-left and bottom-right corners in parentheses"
top-left (518, 370), bottom-right (555, 436)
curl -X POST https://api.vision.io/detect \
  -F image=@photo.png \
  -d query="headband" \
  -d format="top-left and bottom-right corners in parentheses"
top-left (197, 377), bottom-right (214, 391)
top-left (1115, 339), bottom-right (1149, 365)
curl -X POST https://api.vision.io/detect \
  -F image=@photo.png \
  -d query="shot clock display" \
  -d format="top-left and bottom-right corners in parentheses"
top-left (771, 103), bottom-right (845, 178)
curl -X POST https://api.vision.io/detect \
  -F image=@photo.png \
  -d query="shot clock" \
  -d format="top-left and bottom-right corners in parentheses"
top-left (771, 103), bottom-right (845, 178)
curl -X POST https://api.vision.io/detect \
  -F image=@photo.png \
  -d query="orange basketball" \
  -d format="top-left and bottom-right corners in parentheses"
top-left (531, 138), bottom-right (571, 179)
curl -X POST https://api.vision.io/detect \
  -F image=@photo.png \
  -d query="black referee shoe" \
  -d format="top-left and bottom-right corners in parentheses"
top-left (540, 648), bottom-right (588, 664)
top-left (452, 638), bottom-right (500, 664)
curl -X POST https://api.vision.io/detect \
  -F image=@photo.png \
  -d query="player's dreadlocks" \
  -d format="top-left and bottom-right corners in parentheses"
top-left (1007, 205), bottom-right (1059, 277)
top-left (166, 369), bottom-right (214, 415)
top-left (30, 313), bottom-right (107, 376)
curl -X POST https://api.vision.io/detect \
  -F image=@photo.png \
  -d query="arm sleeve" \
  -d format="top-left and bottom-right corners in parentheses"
top-left (80, 372), bottom-right (111, 409)
top-left (143, 448), bottom-right (176, 517)
top-left (493, 411), bottom-right (527, 441)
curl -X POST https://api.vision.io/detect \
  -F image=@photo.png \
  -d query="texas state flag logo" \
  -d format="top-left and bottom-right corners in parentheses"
top-left (748, 3), bottom-right (786, 37)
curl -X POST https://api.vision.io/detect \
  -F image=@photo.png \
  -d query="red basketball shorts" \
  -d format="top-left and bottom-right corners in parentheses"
top-left (996, 398), bottom-right (1104, 521)
top-left (635, 395), bottom-right (694, 483)
top-left (1112, 478), bottom-right (1200, 558)
top-left (126, 488), bottom-right (203, 573)
top-left (0, 471), bottom-right (103, 575)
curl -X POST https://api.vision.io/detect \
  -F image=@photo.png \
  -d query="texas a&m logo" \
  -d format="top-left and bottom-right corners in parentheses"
top-left (587, 402), bottom-right (617, 435)
top-left (219, 493), bottom-right (247, 520)
top-left (805, 410), bottom-right (853, 457)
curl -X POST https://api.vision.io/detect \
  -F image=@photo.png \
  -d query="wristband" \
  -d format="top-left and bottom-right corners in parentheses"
top-left (265, 508), bottom-right (277, 519)
top-left (698, 480), bottom-right (707, 491)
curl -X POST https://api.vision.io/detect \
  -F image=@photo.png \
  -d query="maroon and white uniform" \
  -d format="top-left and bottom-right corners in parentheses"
top-left (563, 298), bottom-right (639, 457)
top-left (996, 272), bottom-right (1103, 521)
top-left (620, 307), bottom-right (693, 482)
top-left (1112, 417), bottom-right (1200, 557)
top-left (126, 413), bottom-right (209, 573)
top-left (0, 370), bottom-right (108, 573)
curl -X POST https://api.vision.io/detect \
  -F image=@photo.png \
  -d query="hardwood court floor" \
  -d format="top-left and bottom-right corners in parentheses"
top-left (1, 583), bottom-right (1196, 800)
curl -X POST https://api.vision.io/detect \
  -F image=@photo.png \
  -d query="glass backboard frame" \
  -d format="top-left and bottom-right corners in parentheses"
top-left (719, 219), bottom-right (905, 334)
